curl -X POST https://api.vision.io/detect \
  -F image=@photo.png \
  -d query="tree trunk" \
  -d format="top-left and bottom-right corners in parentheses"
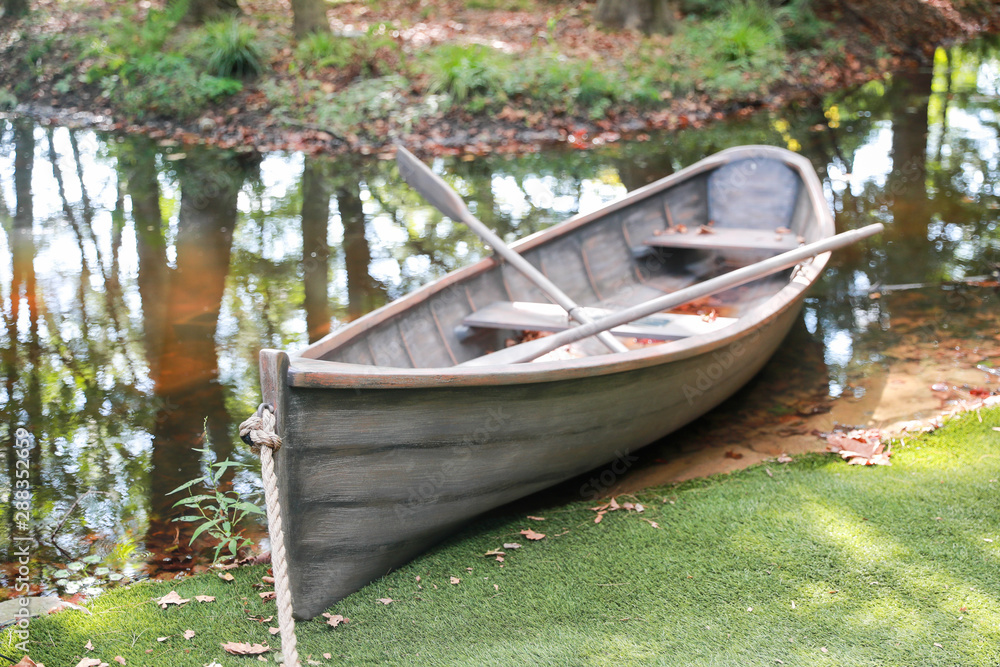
top-left (184, 0), bottom-right (240, 24)
top-left (595, 0), bottom-right (676, 35)
top-left (301, 157), bottom-right (332, 343)
top-left (3, 0), bottom-right (29, 18)
top-left (292, 0), bottom-right (329, 38)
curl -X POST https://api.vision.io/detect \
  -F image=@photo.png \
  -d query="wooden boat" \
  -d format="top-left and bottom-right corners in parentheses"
top-left (259, 145), bottom-right (836, 619)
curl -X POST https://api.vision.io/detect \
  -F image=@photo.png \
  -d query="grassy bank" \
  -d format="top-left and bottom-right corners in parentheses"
top-left (5, 407), bottom-right (1000, 666)
top-left (2, 0), bottom-right (996, 154)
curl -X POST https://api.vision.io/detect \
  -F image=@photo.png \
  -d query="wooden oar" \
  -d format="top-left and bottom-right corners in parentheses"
top-left (460, 223), bottom-right (885, 366)
top-left (396, 146), bottom-right (629, 354)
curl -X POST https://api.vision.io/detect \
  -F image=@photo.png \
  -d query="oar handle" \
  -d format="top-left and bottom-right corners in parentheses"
top-left (461, 223), bottom-right (885, 366)
top-left (397, 146), bottom-right (628, 354)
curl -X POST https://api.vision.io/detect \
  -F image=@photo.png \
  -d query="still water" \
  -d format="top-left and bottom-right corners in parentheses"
top-left (1, 41), bottom-right (998, 598)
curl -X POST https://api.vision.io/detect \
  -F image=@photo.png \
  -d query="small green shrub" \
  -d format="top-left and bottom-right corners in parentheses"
top-left (295, 31), bottom-right (357, 71)
top-left (168, 447), bottom-right (263, 563)
top-left (427, 43), bottom-right (508, 103)
top-left (198, 17), bottom-right (265, 78)
top-left (117, 53), bottom-right (243, 118)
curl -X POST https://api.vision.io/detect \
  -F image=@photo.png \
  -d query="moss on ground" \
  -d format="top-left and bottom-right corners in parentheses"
top-left (5, 408), bottom-right (1000, 666)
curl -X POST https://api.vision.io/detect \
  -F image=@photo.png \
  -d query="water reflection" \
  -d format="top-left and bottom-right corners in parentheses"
top-left (0, 40), bottom-right (997, 595)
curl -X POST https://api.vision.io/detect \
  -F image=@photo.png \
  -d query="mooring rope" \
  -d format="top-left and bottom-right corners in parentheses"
top-left (240, 403), bottom-right (300, 667)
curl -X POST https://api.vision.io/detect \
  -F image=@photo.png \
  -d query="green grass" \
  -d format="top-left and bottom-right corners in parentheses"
top-left (7, 408), bottom-right (1000, 666)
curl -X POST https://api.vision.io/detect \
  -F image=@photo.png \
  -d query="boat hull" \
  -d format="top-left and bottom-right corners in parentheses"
top-left (264, 300), bottom-right (801, 619)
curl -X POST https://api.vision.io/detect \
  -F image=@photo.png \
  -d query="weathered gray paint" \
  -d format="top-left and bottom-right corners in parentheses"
top-left (259, 145), bottom-right (836, 619)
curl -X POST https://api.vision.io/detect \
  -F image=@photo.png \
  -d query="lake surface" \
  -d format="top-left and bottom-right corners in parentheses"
top-left (1, 40), bottom-right (998, 598)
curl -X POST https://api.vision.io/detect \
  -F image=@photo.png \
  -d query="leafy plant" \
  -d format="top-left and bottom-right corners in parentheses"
top-left (168, 448), bottom-right (264, 563)
top-left (427, 43), bottom-right (508, 103)
top-left (198, 17), bottom-right (265, 78)
top-left (295, 30), bottom-right (357, 71)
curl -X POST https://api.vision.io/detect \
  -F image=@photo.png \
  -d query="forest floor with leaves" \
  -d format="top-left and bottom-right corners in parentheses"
top-left (5, 406), bottom-right (1000, 666)
top-left (0, 0), bottom-right (998, 156)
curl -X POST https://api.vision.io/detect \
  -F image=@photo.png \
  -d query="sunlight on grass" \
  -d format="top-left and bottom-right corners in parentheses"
top-left (5, 408), bottom-right (1000, 666)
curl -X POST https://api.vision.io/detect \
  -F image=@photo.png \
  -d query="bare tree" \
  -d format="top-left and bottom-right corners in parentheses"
top-left (3, 0), bottom-right (29, 19)
top-left (595, 0), bottom-right (676, 34)
top-left (184, 0), bottom-right (240, 24)
top-left (292, 0), bottom-right (329, 38)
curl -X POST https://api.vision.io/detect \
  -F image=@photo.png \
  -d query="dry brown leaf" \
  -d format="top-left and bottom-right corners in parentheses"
top-left (322, 613), bottom-right (348, 628)
top-left (113, 658), bottom-right (126, 666)
top-left (268, 627), bottom-right (280, 635)
top-left (776, 454), bottom-right (793, 463)
top-left (259, 591), bottom-right (276, 602)
top-left (377, 597), bottom-right (394, 605)
top-left (194, 595), bottom-right (216, 603)
top-left (84, 640), bottom-right (95, 651)
top-left (609, 497), bottom-right (620, 510)
top-left (594, 512), bottom-right (605, 524)
top-left (503, 543), bottom-right (521, 549)
top-left (324, 653), bottom-right (333, 659)
top-left (261, 576), bottom-right (275, 584)
top-left (183, 630), bottom-right (195, 640)
top-left (156, 637), bottom-right (169, 642)
top-left (13, 658), bottom-right (42, 667)
top-left (826, 428), bottom-right (890, 465)
top-left (520, 529), bottom-right (545, 540)
top-left (641, 518), bottom-right (660, 528)
top-left (934, 643), bottom-right (944, 648)
top-left (218, 572), bottom-right (235, 582)
top-left (73, 660), bottom-right (105, 667)
top-left (484, 549), bottom-right (506, 557)
top-left (450, 576), bottom-right (461, 585)
top-left (221, 642), bottom-right (270, 656)
top-left (526, 516), bottom-right (545, 521)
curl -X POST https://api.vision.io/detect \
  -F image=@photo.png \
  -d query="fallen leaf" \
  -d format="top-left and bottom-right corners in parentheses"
top-left (221, 642), bottom-right (269, 656)
top-left (262, 576), bottom-right (275, 584)
top-left (13, 658), bottom-right (41, 667)
top-left (609, 497), bottom-right (620, 510)
top-left (520, 529), bottom-right (545, 540)
top-left (641, 518), bottom-right (660, 528)
top-left (820, 647), bottom-right (828, 653)
top-left (634, 503), bottom-right (644, 513)
top-left (183, 630), bottom-right (196, 640)
top-left (724, 450), bottom-right (743, 459)
top-left (114, 659), bottom-right (126, 666)
top-left (826, 428), bottom-right (890, 465)
top-left (934, 643), bottom-right (944, 648)
top-left (157, 637), bottom-right (169, 642)
top-left (74, 660), bottom-right (105, 667)
top-left (218, 573), bottom-right (235, 582)
top-left (503, 543), bottom-right (521, 549)
top-left (526, 516), bottom-right (545, 521)
top-left (85, 640), bottom-right (95, 651)
top-left (259, 591), bottom-right (276, 601)
top-left (594, 512), bottom-right (605, 524)
top-left (322, 613), bottom-right (348, 628)
top-left (777, 454), bottom-right (793, 463)
top-left (268, 627), bottom-right (280, 635)
top-left (377, 597), bottom-right (394, 605)
top-left (493, 584), bottom-right (499, 592)
top-left (323, 653), bottom-right (332, 659)
top-left (450, 577), bottom-right (461, 585)
top-left (194, 595), bottom-right (215, 603)
top-left (484, 549), bottom-right (506, 558)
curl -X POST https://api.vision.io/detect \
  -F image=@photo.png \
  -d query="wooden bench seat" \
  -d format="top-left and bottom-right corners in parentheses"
top-left (644, 227), bottom-right (800, 253)
top-left (461, 301), bottom-right (737, 341)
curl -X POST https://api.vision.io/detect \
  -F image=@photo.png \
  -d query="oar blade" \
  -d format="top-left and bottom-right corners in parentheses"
top-left (396, 145), bottom-right (471, 223)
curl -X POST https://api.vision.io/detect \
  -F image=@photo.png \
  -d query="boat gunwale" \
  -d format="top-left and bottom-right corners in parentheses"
top-left (289, 145), bottom-right (835, 388)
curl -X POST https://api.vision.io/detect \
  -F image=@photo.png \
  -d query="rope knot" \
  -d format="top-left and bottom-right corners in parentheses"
top-left (240, 403), bottom-right (282, 454)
